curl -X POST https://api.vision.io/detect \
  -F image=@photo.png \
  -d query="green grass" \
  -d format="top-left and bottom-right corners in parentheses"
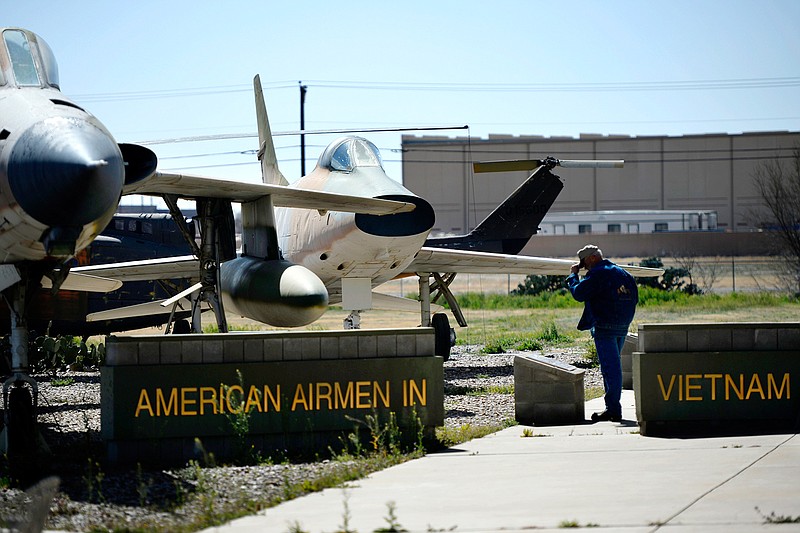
top-left (436, 420), bottom-right (517, 447)
top-left (457, 290), bottom-right (799, 349)
top-left (457, 291), bottom-right (580, 310)
top-left (458, 286), bottom-right (798, 311)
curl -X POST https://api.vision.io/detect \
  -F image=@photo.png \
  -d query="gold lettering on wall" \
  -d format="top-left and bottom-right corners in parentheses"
top-left (654, 372), bottom-right (792, 402)
top-left (134, 379), bottom-right (424, 418)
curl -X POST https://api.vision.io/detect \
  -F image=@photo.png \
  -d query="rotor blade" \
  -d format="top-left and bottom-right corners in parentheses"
top-left (473, 160), bottom-right (545, 173)
top-left (558, 159), bottom-right (624, 168)
top-left (473, 158), bottom-right (624, 173)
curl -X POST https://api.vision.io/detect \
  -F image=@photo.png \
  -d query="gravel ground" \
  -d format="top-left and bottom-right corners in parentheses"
top-left (0, 345), bottom-right (600, 532)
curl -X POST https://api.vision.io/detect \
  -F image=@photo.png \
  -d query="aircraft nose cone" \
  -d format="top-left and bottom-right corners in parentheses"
top-left (7, 116), bottom-right (125, 228)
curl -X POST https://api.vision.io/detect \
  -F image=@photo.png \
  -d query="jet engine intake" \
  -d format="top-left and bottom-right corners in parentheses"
top-left (119, 143), bottom-right (158, 185)
top-left (354, 195), bottom-right (435, 237)
top-left (220, 256), bottom-right (328, 327)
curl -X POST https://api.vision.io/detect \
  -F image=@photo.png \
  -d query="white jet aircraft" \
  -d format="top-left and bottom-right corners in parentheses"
top-left (0, 29), bottom-right (413, 463)
top-left (78, 75), bottom-right (663, 359)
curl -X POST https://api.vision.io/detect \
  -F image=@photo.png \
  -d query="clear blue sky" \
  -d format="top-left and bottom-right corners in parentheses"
top-left (6, 0), bottom-right (800, 190)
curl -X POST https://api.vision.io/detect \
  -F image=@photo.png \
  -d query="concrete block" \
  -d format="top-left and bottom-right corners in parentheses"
top-left (283, 337), bottom-right (303, 361)
top-left (261, 337), bottom-right (283, 362)
top-left (753, 328), bottom-right (778, 350)
top-left (138, 341), bottom-right (160, 365)
top-left (320, 336), bottom-right (340, 359)
top-left (223, 339), bottom-right (244, 363)
top-left (730, 328), bottom-right (753, 350)
top-left (338, 335), bottom-right (358, 358)
top-left (300, 337), bottom-right (321, 360)
top-left (621, 333), bottom-right (637, 389)
top-left (514, 354), bottom-right (584, 425)
top-left (202, 339), bottom-right (224, 363)
top-left (416, 332), bottom-right (435, 355)
top-left (687, 327), bottom-right (732, 351)
top-left (107, 340), bottom-right (138, 366)
top-left (729, 326), bottom-right (780, 351)
top-left (243, 338), bottom-right (264, 362)
top-left (778, 327), bottom-right (800, 350)
top-left (159, 341), bottom-right (182, 364)
top-left (376, 334), bottom-right (397, 357)
top-left (639, 326), bottom-right (687, 352)
top-left (515, 364), bottom-right (535, 383)
top-left (397, 334), bottom-right (416, 354)
top-left (535, 403), bottom-right (583, 423)
top-left (181, 340), bottom-right (203, 364)
top-left (357, 335), bottom-right (377, 358)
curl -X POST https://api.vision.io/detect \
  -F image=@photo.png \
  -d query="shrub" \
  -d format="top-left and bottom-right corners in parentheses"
top-left (638, 257), bottom-right (700, 294)
top-left (513, 274), bottom-right (568, 296)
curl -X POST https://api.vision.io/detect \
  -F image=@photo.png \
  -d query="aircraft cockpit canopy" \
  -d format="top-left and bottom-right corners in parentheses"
top-left (318, 137), bottom-right (384, 173)
top-left (1, 28), bottom-right (60, 89)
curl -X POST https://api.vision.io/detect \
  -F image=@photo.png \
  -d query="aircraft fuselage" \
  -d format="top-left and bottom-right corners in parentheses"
top-left (0, 28), bottom-right (125, 263)
top-left (275, 141), bottom-right (435, 302)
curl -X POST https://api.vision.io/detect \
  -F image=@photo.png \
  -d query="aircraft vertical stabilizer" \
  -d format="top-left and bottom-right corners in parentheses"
top-left (424, 165), bottom-right (563, 254)
top-left (254, 75), bottom-right (289, 186)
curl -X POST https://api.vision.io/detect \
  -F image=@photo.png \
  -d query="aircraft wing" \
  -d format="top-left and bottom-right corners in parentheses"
top-left (124, 171), bottom-right (415, 215)
top-left (41, 272), bottom-right (123, 293)
top-left (405, 247), bottom-right (664, 277)
top-left (71, 255), bottom-right (199, 282)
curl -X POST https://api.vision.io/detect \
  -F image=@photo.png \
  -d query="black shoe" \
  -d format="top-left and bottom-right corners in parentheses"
top-left (591, 410), bottom-right (622, 423)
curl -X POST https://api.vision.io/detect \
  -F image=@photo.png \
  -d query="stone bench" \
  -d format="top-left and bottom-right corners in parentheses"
top-left (514, 354), bottom-right (585, 425)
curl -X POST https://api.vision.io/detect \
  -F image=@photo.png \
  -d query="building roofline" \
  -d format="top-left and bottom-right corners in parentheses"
top-left (401, 130), bottom-right (799, 146)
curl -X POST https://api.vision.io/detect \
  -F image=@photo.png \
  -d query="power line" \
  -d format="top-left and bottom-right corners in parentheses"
top-left (71, 81), bottom-right (296, 103)
top-left (161, 152), bottom-right (797, 173)
top-left (301, 77), bottom-right (800, 92)
top-left (72, 76), bottom-right (800, 104)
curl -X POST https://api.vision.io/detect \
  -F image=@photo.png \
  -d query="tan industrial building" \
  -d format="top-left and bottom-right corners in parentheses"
top-left (401, 131), bottom-right (799, 258)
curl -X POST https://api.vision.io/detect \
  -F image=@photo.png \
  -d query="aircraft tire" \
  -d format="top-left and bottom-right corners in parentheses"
top-left (432, 313), bottom-right (454, 361)
top-left (172, 319), bottom-right (191, 334)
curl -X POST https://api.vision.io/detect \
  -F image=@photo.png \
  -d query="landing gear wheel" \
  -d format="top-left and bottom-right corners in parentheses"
top-left (171, 319), bottom-right (191, 334)
top-left (432, 313), bottom-right (455, 361)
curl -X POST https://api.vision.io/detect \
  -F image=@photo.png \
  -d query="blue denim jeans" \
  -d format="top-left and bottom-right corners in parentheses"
top-left (593, 333), bottom-right (626, 417)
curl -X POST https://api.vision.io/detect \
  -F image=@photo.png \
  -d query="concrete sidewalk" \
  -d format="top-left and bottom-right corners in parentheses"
top-left (204, 391), bottom-right (800, 532)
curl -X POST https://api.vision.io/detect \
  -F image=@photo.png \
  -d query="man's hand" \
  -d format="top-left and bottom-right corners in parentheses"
top-left (570, 262), bottom-right (582, 275)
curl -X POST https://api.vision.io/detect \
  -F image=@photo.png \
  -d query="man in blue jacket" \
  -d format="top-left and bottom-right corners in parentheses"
top-left (567, 245), bottom-right (638, 422)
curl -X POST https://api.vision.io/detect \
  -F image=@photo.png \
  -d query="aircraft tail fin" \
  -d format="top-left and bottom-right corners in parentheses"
top-left (424, 165), bottom-right (564, 254)
top-left (254, 75), bottom-right (289, 186)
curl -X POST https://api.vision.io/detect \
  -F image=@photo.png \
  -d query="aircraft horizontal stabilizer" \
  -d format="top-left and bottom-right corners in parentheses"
top-left (86, 297), bottom-right (207, 322)
top-left (123, 172), bottom-right (415, 215)
top-left (72, 255), bottom-right (199, 282)
top-left (407, 247), bottom-right (664, 277)
top-left (41, 272), bottom-right (123, 293)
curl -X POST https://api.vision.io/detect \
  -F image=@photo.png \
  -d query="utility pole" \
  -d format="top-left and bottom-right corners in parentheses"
top-left (299, 81), bottom-right (307, 176)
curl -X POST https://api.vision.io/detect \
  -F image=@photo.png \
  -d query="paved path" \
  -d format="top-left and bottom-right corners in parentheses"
top-left (204, 391), bottom-right (800, 532)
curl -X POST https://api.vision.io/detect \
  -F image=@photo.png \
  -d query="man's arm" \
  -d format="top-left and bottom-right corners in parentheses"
top-left (567, 269), bottom-right (596, 302)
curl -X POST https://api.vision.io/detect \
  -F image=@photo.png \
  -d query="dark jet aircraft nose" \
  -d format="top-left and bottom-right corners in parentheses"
top-left (7, 116), bottom-right (125, 228)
